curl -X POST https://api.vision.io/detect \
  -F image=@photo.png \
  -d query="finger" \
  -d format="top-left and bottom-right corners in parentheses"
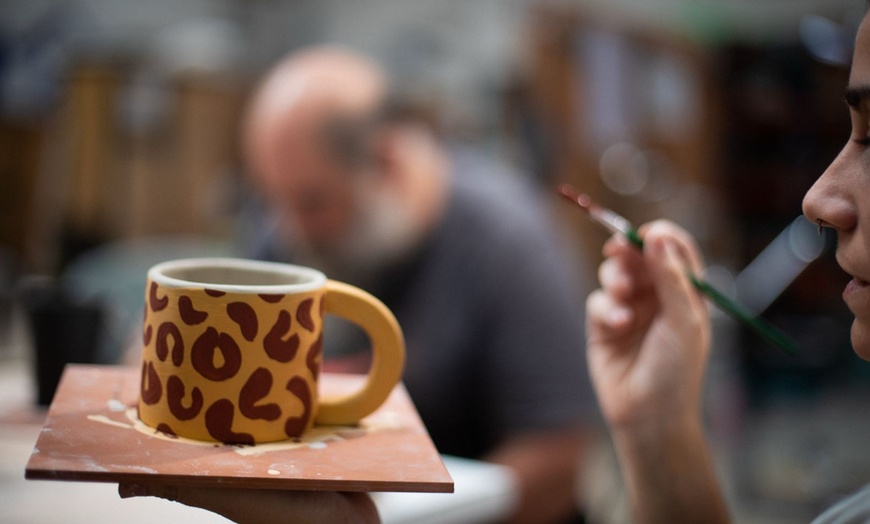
top-left (638, 220), bottom-right (705, 277)
top-left (598, 258), bottom-right (631, 298)
top-left (119, 482), bottom-right (179, 501)
top-left (638, 220), bottom-right (707, 312)
top-left (603, 233), bottom-right (641, 258)
top-left (643, 232), bottom-right (706, 319)
top-left (598, 250), bottom-right (652, 300)
top-left (586, 289), bottom-right (634, 335)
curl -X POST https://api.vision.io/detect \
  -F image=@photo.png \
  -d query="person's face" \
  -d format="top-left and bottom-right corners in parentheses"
top-left (803, 12), bottom-right (870, 360)
top-left (250, 113), bottom-right (422, 278)
top-left (251, 114), bottom-right (358, 249)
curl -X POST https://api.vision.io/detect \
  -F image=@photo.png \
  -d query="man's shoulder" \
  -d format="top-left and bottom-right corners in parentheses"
top-left (447, 152), bottom-right (552, 238)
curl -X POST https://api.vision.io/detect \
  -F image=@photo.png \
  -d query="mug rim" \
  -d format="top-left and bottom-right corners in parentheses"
top-left (148, 257), bottom-right (326, 294)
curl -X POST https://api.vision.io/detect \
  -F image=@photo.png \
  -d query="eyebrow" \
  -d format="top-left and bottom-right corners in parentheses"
top-left (845, 86), bottom-right (870, 108)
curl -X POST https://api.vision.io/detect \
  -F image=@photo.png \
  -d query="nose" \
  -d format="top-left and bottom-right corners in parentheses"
top-left (802, 145), bottom-right (858, 233)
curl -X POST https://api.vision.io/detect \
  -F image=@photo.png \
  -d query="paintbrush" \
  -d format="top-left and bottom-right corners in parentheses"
top-left (558, 184), bottom-right (798, 356)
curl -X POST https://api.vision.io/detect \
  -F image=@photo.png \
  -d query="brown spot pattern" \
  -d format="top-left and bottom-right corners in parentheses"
top-left (156, 423), bottom-right (177, 438)
top-left (143, 324), bottom-right (153, 346)
top-left (296, 298), bottom-right (315, 332)
top-left (205, 399), bottom-right (254, 445)
top-left (149, 282), bottom-right (168, 311)
top-left (239, 368), bottom-right (281, 421)
top-left (140, 361), bottom-right (162, 405)
top-left (156, 322), bottom-right (185, 367)
top-left (142, 287), bottom-right (325, 443)
top-left (179, 295), bottom-right (208, 325)
top-left (263, 310), bottom-right (300, 362)
top-left (204, 289), bottom-right (226, 297)
top-left (191, 327), bottom-right (243, 381)
top-left (167, 375), bottom-right (204, 420)
top-left (306, 334), bottom-right (323, 381)
top-left (227, 302), bottom-right (258, 342)
top-left (284, 376), bottom-right (313, 438)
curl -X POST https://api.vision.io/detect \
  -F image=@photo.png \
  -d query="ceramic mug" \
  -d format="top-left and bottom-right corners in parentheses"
top-left (137, 257), bottom-right (405, 444)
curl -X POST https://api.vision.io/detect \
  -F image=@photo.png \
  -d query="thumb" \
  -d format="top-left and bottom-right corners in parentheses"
top-left (118, 482), bottom-right (179, 502)
top-left (119, 482), bottom-right (254, 521)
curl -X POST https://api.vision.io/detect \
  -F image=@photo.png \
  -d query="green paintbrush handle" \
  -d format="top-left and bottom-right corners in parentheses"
top-left (688, 273), bottom-right (798, 356)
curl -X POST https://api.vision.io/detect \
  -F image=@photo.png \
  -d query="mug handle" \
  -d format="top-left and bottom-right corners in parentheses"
top-left (314, 280), bottom-right (406, 425)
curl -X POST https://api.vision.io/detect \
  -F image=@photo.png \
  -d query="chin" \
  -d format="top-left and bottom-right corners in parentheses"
top-left (850, 319), bottom-right (870, 362)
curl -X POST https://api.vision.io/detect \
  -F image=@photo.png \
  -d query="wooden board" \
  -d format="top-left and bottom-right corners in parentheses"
top-left (25, 365), bottom-right (453, 493)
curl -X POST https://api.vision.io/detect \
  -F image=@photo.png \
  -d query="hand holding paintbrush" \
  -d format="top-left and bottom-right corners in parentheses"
top-left (582, 209), bottom-right (732, 524)
top-left (558, 184), bottom-right (798, 356)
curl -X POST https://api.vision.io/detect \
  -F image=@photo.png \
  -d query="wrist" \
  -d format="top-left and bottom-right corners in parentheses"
top-left (610, 410), bottom-right (706, 462)
top-left (609, 415), bottom-right (728, 524)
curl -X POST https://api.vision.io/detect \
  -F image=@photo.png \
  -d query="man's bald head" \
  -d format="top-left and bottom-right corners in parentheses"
top-left (243, 46), bottom-right (388, 169)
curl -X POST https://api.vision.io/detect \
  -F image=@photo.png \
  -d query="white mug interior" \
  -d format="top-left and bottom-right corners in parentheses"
top-left (148, 258), bottom-right (326, 294)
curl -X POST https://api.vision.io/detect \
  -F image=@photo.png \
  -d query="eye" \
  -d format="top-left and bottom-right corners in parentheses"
top-left (849, 109), bottom-right (870, 146)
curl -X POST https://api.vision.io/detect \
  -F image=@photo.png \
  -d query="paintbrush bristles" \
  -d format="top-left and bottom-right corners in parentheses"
top-left (557, 184), bottom-right (640, 244)
top-left (559, 184), bottom-right (608, 227)
top-left (558, 184), bottom-right (591, 209)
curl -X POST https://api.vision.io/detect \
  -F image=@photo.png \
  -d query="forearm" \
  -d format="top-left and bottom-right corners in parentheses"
top-left (611, 420), bottom-right (729, 524)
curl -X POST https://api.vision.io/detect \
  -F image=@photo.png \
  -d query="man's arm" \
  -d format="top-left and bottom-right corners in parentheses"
top-left (485, 429), bottom-right (587, 524)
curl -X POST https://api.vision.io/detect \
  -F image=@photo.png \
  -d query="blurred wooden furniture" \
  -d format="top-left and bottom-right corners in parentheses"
top-left (515, 5), bottom-right (730, 268)
top-left (9, 61), bottom-right (249, 274)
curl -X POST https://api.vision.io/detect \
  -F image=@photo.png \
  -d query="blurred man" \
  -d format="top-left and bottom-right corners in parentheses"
top-left (241, 45), bottom-right (595, 523)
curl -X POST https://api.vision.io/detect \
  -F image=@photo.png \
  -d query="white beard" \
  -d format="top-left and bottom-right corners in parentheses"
top-left (291, 180), bottom-right (425, 286)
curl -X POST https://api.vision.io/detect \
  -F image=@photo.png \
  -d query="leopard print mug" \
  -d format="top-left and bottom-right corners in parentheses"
top-left (137, 258), bottom-right (405, 444)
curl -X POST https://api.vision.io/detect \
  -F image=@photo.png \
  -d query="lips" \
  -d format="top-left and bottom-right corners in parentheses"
top-left (843, 275), bottom-right (870, 305)
top-left (836, 251), bottom-right (870, 311)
